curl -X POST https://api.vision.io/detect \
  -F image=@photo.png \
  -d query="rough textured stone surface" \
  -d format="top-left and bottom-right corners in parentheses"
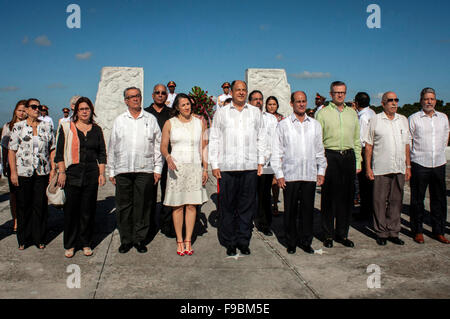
top-left (94, 67), bottom-right (144, 146)
top-left (246, 68), bottom-right (292, 117)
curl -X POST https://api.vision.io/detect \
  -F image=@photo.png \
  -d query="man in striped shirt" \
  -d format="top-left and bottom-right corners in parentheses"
top-left (409, 87), bottom-right (450, 244)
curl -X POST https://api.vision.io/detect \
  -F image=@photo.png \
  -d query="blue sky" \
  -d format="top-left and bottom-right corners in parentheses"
top-left (0, 0), bottom-right (449, 124)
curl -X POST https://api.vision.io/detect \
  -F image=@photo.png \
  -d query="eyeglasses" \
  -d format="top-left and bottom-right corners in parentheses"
top-left (153, 91), bottom-right (167, 96)
top-left (386, 98), bottom-right (399, 103)
top-left (78, 107), bottom-right (91, 112)
top-left (125, 94), bottom-right (142, 100)
top-left (331, 91), bottom-right (346, 95)
top-left (26, 104), bottom-right (43, 111)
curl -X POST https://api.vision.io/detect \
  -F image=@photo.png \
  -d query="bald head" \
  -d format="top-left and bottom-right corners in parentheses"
top-left (291, 91), bottom-right (307, 103)
top-left (290, 91), bottom-right (308, 117)
top-left (381, 91), bottom-right (396, 104)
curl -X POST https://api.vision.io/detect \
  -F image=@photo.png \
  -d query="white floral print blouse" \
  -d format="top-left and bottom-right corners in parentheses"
top-left (8, 120), bottom-right (56, 177)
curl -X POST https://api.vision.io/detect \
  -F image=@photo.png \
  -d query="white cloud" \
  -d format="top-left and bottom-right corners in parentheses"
top-left (275, 53), bottom-right (283, 60)
top-left (0, 86), bottom-right (20, 92)
top-left (22, 36), bottom-right (29, 44)
top-left (34, 35), bottom-right (51, 46)
top-left (289, 71), bottom-right (332, 79)
top-left (76, 52), bottom-right (93, 60)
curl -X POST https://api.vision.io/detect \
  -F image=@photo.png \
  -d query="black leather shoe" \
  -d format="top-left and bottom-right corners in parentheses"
top-left (287, 246), bottom-right (296, 254)
top-left (118, 243), bottom-right (133, 254)
top-left (134, 242), bottom-right (148, 253)
top-left (389, 237), bottom-right (404, 245)
top-left (376, 237), bottom-right (387, 246)
top-left (323, 239), bottom-right (333, 248)
top-left (226, 246), bottom-right (237, 256)
top-left (336, 237), bottom-right (355, 248)
top-left (262, 229), bottom-right (273, 236)
top-left (238, 245), bottom-right (251, 255)
top-left (299, 245), bottom-right (315, 254)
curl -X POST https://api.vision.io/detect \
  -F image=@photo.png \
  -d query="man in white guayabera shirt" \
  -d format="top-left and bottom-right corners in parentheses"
top-left (209, 80), bottom-right (265, 256)
top-left (409, 87), bottom-right (450, 245)
top-left (272, 91), bottom-right (327, 255)
top-left (248, 90), bottom-right (278, 237)
top-left (364, 91), bottom-right (411, 247)
top-left (108, 87), bottom-right (163, 255)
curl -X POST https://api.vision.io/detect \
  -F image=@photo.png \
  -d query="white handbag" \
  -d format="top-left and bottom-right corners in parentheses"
top-left (46, 173), bottom-right (65, 207)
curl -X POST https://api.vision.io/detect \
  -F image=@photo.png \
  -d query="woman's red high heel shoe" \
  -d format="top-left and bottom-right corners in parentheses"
top-left (177, 241), bottom-right (185, 256)
top-left (184, 240), bottom-right (194, 256)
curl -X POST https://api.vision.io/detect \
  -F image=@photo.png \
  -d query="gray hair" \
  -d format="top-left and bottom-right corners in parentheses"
top-left (420, 87), bottom-right (436, 101)
top-left (123, 87), bottom-right (142, 98)
top-left (153, 83), bottom-right (167, 92)
top-left (381, 91), bottom-right (396, 103)
top-left (70, 95), bottom-right (81, 106)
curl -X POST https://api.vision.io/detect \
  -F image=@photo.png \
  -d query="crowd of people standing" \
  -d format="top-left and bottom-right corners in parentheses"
top-left (0, 80), bottom-right (448, 259)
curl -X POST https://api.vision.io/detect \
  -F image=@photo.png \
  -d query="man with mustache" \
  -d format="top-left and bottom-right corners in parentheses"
top-left (409, 87), bottom-right (450, 244)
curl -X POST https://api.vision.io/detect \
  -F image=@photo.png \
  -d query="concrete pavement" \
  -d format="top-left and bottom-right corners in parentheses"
top-left (0, 169), bottom-right (449, 299)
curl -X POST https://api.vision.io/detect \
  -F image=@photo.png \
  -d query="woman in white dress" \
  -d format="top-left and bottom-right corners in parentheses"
top-left (161, 93), bottom-right (208, 256)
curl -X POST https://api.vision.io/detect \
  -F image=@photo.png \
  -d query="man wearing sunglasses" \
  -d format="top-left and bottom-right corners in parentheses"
top-left (58, 107), bottom-right (71, 126)
top-left (364, 91), bottom-right (411, 246)
top-left (314, 93), bottom-right (326, 114)
top-left (144, 84), bottom-right (174, 237)
top-left (166, 81), bottom-right (177, 108)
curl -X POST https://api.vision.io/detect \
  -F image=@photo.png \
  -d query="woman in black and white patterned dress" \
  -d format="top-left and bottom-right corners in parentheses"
top-left (8, 98), bottom-right (56, 250)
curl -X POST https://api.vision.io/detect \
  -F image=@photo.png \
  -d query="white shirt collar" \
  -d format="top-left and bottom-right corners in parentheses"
top-left (126, 108), bottom-right (145, 119)
top-left (230, 101), bottom-right (249, 110)
top-left (290, 113), bottom-right (310, 123)
top-left (419, 110), bottom-right (437, 118)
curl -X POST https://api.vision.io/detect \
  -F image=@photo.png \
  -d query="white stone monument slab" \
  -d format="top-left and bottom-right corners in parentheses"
top-left (94, 67), bottom-right (144, 146)
top-left (245, 68), bottom-right (291, 117)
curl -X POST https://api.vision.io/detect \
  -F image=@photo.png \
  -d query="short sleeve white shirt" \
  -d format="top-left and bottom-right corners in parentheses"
top-left (364, 112), bottom-right (411, 175)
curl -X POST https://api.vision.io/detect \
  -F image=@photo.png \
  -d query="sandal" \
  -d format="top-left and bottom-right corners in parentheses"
top-left (83, 247), bottom-right (93, 257)
top-left (18, 245), bottom-right (25, 251)
top-left (39, 244), bottom-right (46, 249)
top-left (177, 241), bottom-right (185, 256)
top-left (65, 248), bottom-right (75, 258)
top-left (184, 240), bottom-right (194, 256)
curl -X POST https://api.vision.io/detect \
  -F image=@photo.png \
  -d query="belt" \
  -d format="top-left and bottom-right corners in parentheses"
top-left (325, 149), bottom-right (354, 156)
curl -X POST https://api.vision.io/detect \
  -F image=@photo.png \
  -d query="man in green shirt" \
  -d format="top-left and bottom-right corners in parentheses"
top-left (316, 81), bottom-right (361, 248)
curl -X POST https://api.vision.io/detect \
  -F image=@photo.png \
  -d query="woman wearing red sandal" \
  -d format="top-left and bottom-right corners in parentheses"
top-left (161, 93), bottom-right (208, 256)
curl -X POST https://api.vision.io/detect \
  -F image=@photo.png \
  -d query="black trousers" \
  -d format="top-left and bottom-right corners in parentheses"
top-left (283, 181), bottom-right (316, 247)
top-left (16, 173), bottom-right (49, 246)
top-left (152, 162), bottom-right (171, 231)
top-left (218, 170), bottom-right (257, 248)
top-left (115, 173), bottom-right (155, 245)
top-left (321, 149), bottom-right (356, 240)
top-left (358, 147), bottom-right (374, 217)
top-left (410, 163), bottom-right (447, 235)
top-left (63, 182), bottom-right (98, 249)
top-left (255, 173), bottom-right (273, 231)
